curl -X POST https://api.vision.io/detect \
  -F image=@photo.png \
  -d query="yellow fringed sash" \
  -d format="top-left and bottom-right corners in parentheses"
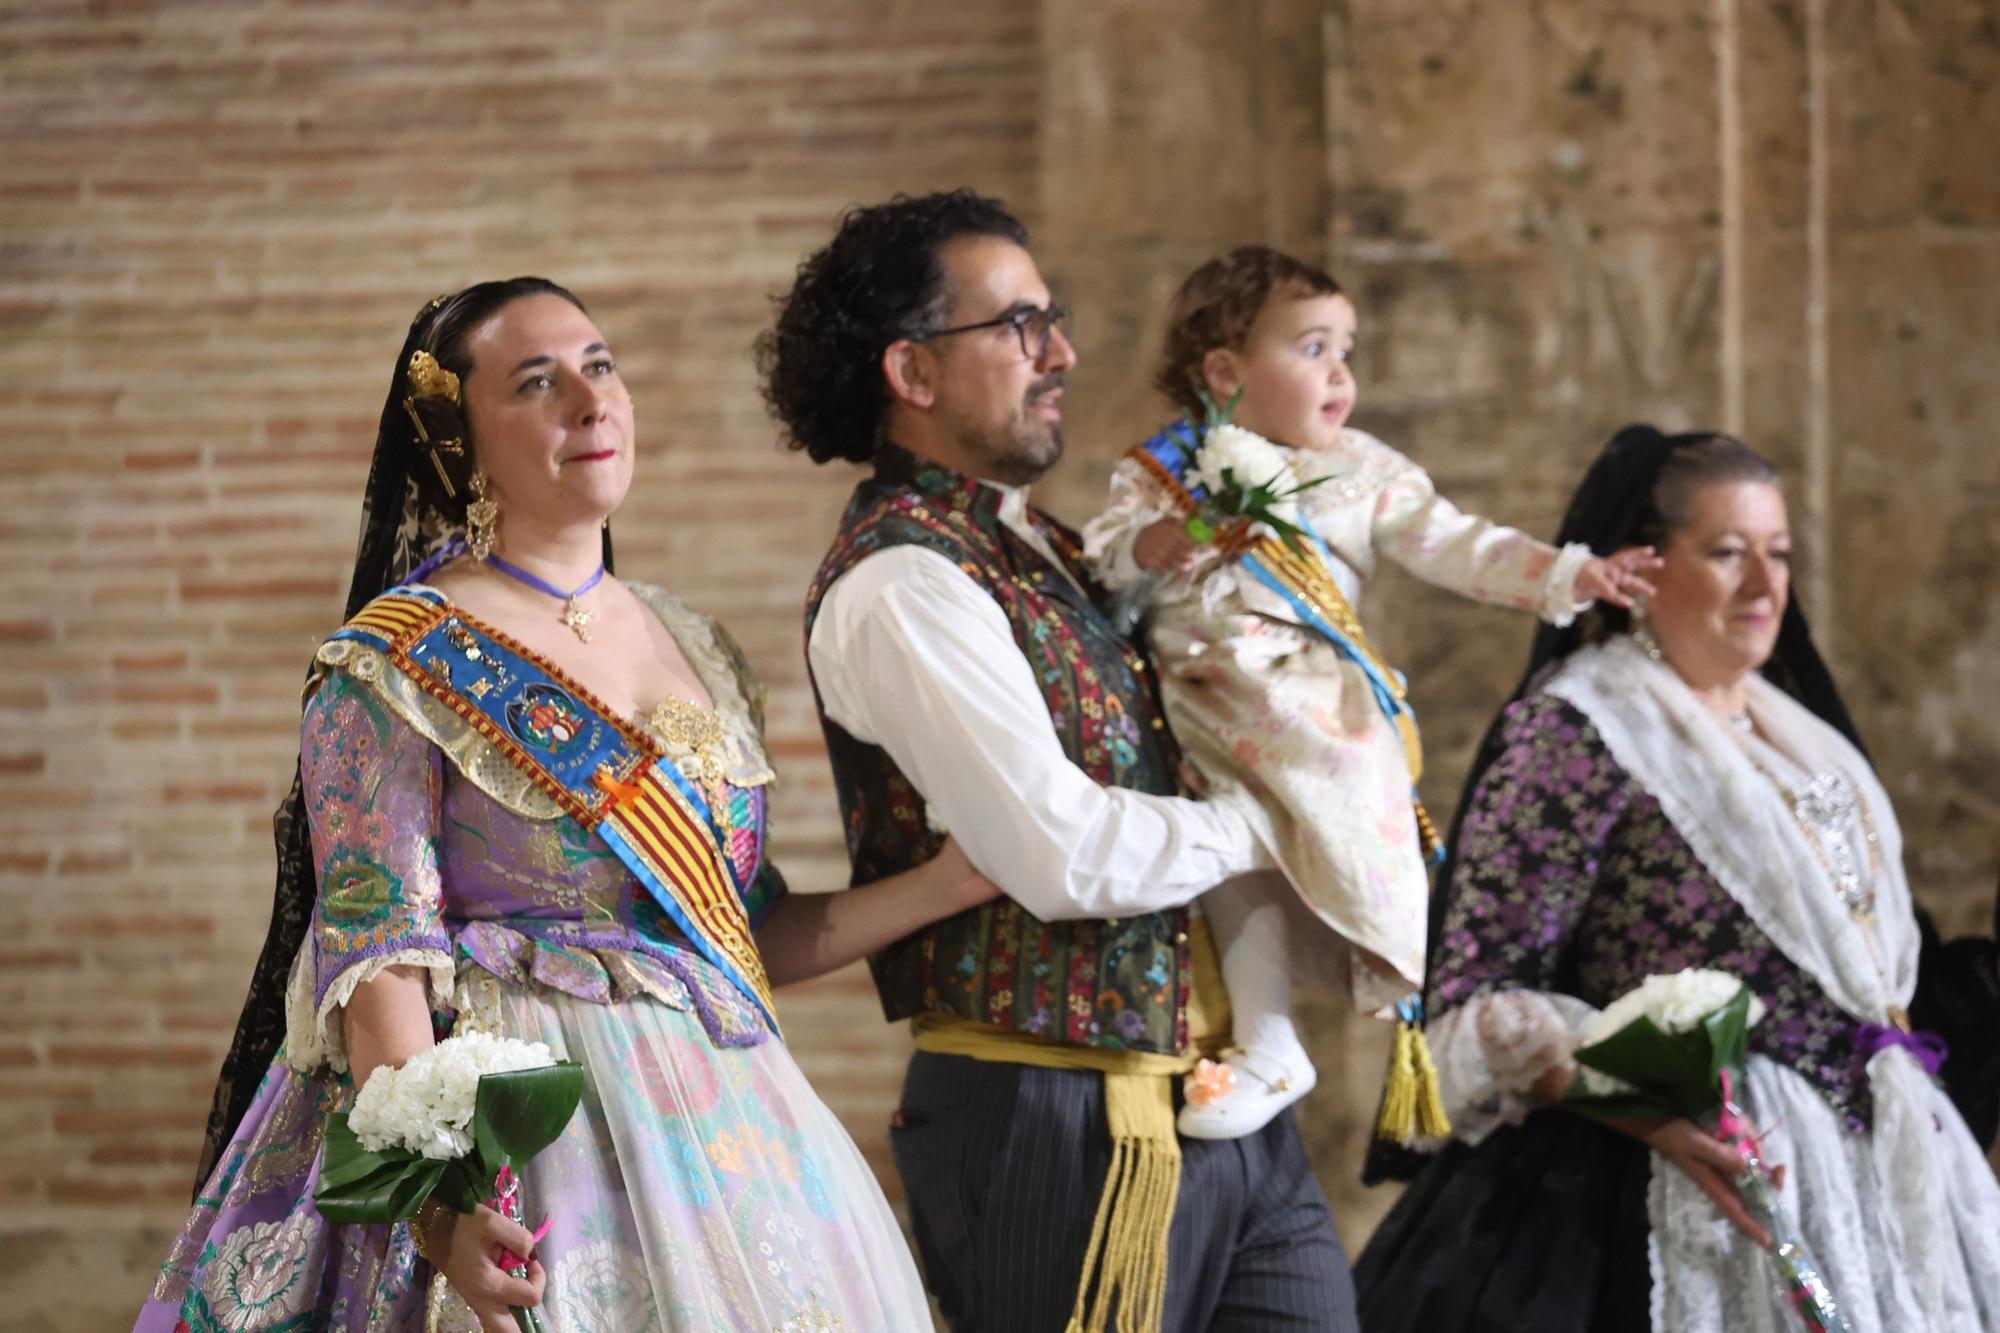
top-left (911, 917), bottom-right (1232, 1333)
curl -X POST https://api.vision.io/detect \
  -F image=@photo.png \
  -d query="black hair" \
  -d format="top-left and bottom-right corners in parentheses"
top-left (756, 189), bottom-right (1029, 465)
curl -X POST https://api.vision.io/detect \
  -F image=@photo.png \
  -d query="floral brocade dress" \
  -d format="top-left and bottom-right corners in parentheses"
top-left (134, 585), bottom-right (931, 1333)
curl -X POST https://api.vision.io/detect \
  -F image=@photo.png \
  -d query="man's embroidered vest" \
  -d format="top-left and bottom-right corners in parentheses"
top-left (804, 448), bottom-right (1195, 1054)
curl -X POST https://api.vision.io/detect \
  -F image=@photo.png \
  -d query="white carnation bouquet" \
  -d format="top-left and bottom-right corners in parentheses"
top-left (317, 1032), bottom-right (584, 1333)
top-left (348, 1032), bottom-right (565, 1160)
top-left (1186, 422), bottom-right (1309, 535)
top-left (1109, 391), bottom-right (1333, 633)
top-left (1570, 968), bottom-right (1766, 1097)
top-left (1176, 387), bottom-right (1330, 553)
top-left (1563, 969), bottom-right (1850, 1332)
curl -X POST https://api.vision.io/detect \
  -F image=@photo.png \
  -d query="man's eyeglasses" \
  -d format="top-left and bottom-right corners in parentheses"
top-left (915, 304), bottom-right (1071, 361)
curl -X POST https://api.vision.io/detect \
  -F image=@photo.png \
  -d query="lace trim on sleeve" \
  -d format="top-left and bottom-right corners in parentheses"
top-left (1081, 456), bottom-right (1178, 593)
top-left (1537, 541), bottom-right (1597, 627)
top-left (282, 939), bottom-right (454, 1075)
top-left (1429, 987), bottom-right (1601, 1144)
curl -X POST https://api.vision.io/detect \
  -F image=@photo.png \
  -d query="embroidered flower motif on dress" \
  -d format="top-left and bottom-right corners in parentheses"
top-left (545, 1239), bottom-right (663, 1333)
top-left (774, 1296), bottom-right (853, 1332)
top-left (201, 1212), bottom-right (321, 1331)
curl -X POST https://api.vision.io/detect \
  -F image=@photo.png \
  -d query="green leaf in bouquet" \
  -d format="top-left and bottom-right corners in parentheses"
top-left (1185, 515), bottom-right (1216, 545)
top-left (1565, 988), bottom-right (1762, 1123)
top-left (1197, 385), bottom-right (1244, 431)
top-left (471, 1062), bottom-right (587, 1171)
top-left (1557, 1086), bottom-right (1687, 1121)
top-left (429, 1166), bottom-right (484, 1217)
top-left (1567, 1016), bottom-right (1719, 1121)
top-left (1699, 987), bottom-right (1756, 1083)
top-left (1257, 514), bottom-right (1317, 560)
top-left (314, 1114), bottom-right (450, 1223)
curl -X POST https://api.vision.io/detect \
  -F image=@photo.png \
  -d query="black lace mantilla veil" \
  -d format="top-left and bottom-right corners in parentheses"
top-left (193, 283), bottom-right (615, 1191)
top-left (1361, 423), bottom-right (1865, 1185)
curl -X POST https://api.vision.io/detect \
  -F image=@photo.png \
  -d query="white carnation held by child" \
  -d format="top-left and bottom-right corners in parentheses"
top-left (1084, 247), bottom-right (1659, 1139)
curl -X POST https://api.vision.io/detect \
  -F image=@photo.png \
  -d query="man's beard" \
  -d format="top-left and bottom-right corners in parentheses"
top-left (945, 375), bottom-right (1065, 486)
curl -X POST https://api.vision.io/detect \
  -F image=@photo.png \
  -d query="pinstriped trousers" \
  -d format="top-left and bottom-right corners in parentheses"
top-left (888, 1052), bottom-right (1360, 1332)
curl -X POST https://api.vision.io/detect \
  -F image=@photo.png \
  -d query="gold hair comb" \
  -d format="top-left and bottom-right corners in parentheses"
top-left (406, 349), bottom-right (462, 405)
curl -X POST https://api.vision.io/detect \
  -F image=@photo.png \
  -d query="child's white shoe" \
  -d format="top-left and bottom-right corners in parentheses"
top-left (1177, 1046), bottom-right (1318, 1140)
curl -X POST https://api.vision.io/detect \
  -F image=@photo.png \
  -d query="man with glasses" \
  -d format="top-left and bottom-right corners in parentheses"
top-left (760, 190), bottom-right (1358, 1332)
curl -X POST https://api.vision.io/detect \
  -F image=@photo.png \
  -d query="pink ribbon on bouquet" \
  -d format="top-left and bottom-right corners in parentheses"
top-left (488, 1165), bottom-right (553, 1270)
top-left (1715, 1068), bottom-right (1771, 1166)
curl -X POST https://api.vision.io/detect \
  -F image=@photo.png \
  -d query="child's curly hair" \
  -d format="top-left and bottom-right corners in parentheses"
top-left (1153, 246), bottom-right (1343, 421)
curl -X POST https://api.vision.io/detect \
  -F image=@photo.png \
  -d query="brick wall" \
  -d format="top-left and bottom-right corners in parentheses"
top-left (1, 4), bottom-right (1039, 1324)
top-left (5, 2), bottom-right (1997, 1327)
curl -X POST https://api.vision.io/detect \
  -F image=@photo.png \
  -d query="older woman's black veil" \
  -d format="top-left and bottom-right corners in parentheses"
top-left (1361, 423), bottom-right (1861, 1187)
top-left (193, 281), bottom-right (612, 1191)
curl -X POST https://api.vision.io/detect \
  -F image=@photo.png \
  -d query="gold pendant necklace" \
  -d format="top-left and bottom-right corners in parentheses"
top-left (560, 597), bottom-right (595, 642)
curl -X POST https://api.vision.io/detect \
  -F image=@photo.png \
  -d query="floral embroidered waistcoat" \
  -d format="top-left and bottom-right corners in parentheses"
top-left (804, 447), bottom-right (1196, 1054)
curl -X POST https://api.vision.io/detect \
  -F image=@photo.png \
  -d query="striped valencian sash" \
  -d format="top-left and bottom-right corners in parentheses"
top-left (1127, 430), bottom-right (1424, 784)
top-left (329, 585), bottom-right (779, 1032)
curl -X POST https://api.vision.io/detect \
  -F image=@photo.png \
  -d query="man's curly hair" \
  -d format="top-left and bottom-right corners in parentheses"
top-left (757, 190), bottom-right (1029, 465)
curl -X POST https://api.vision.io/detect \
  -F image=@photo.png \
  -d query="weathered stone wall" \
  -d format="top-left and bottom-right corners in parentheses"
top-left (1037, 0), bottom-right (2000, 1246)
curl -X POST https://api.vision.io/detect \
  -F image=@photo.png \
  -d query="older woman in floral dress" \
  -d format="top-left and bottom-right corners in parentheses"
top-left (1354, 426), bottom-right (2000, 1333)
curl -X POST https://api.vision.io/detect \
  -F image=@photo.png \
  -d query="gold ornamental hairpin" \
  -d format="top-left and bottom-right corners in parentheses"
top-left (404, 350), bottom-right (466, 498)
top-left (407, 349), bottom-right (462, 405)
top-left (412, 291), bottom-right (451, 325)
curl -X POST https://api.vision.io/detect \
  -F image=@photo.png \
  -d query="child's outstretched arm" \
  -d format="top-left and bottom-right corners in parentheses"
top-left (1369, 449), bottom-right (1657, 625)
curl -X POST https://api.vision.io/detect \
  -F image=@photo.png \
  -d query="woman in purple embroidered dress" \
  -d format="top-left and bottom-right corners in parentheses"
top-left (134, 280), bottom-right (993, 1332)
top-left (1354, 427), bottom-right (2000, 1332)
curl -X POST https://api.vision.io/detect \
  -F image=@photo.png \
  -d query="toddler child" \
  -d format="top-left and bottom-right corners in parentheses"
top-left (1083, 247), bottom-right (1658, 1138)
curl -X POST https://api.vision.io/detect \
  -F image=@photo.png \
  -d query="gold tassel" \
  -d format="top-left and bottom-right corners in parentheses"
top-left (1375, 994), bottom-right (1451, 1144)
top-left (1375, 1018), bottom-right (1418, 1144)
top-left (1409, 1020), bottom-right (1452, 1138)
top-left (1066, 1074), bottom-right (1180, 1333)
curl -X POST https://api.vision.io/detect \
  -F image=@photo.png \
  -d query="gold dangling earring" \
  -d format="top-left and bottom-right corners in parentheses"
top-left (466, 471), bottom-right (500, 562)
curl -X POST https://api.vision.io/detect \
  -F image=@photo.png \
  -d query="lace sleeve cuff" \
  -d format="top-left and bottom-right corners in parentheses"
top-left (1081, 458), bottom-right (1177, 593)
top-left (1537, 541), bottom-right (1598, 627)
top-left (284, 941), bottom-right (455, 1075)
top-left (1429, 988), bottom-right (1600, 1143)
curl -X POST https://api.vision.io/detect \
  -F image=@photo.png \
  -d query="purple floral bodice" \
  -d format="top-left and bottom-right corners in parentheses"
top-left (1430, 692), bottom-right (1877, 1129)
top-left (303, 664), bottom-right (782, 1047)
